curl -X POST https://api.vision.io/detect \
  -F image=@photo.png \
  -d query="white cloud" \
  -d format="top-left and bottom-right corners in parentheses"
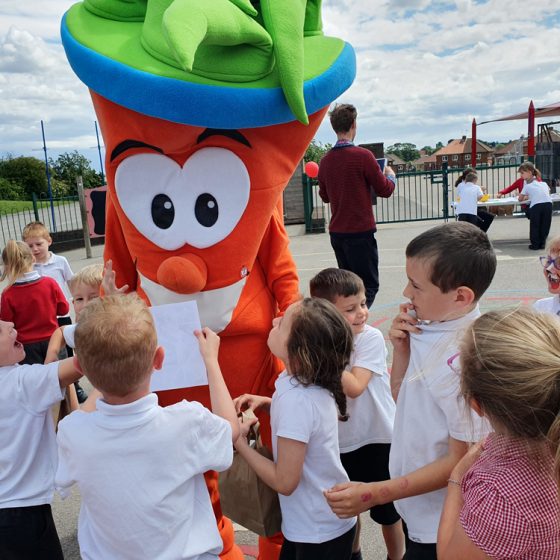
top-left (1, 0), bottom-right (559, 165)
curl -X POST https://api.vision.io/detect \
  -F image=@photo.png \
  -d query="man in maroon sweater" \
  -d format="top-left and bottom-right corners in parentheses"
top-left (318, 104), bottom-right (396, 307)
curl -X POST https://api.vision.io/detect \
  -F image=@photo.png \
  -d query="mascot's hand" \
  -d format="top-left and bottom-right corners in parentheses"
top-left (102, 260), bottom-right (129, 295)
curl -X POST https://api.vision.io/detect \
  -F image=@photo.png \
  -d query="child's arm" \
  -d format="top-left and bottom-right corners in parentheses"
top-left (54, 282), bottom-right (70, 316)
top-left (195, 327), bottom-right (239, 443)
top-left (388, 303), bottom-right (421, 401)
top-left (325, 436), bottom-right (469, 517)
top-left (45, 327), bottom-right (66, 364)
top-left (80, 388), bottom-right (102, 412)
top-left (341, 367), bottom-right (373, 398)
top-left (235, 419), bottom-right (306, 496)
top-left (57, 357), bottom-right (82, 389)
top-left (438, 444), bottom-right (488, 560)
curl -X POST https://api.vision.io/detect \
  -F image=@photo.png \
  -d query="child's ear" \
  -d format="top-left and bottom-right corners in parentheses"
top-left (153, 346), bottom-right (165, 371)
top-left (73, 355), bottom-right (83, 374)
top-left (47, 236), bottom-right (53, 248)
top-left (455, 286), bottom-right (475, 307)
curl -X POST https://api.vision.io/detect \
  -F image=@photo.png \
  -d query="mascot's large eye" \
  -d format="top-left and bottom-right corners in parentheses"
top-left (115, 149), bottom-right (250, 250)
top-left (151, 194), bottom-right (175, 229)
top-left (195, 193), bottom-right (218, 227)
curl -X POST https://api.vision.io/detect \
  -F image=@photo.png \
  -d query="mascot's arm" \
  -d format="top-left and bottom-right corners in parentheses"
top-left (256, 206), bottom-right (299, 314)
top-left (103, 197), bottom-right (139, 294)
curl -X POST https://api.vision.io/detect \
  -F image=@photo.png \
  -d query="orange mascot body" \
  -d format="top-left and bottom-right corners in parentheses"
top-left (61, 0), bottom-right (355, 557)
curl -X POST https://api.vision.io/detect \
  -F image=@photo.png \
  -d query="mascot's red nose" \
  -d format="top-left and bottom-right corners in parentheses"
top-left (156, 255), bottom-right (207, 294)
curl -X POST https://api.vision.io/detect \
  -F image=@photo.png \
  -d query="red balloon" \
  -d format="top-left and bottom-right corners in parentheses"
top-left (304, 161), bottom-right (319, 178)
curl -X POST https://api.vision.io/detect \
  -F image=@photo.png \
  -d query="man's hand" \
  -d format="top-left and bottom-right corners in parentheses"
top-left (384, 165), bottom-right (396, 177)
top-left (324, 481), bottom-right (377, 518)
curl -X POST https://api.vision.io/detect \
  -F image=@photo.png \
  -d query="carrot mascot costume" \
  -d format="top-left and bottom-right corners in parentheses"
top-left (61, 1), bottom-right (355, 557)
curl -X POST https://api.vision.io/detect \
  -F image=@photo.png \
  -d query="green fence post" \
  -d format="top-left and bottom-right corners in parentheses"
top-left (31, 193), bottom-right (40, 222)
top-left (302, 173), bottom-right (313, 234)
top-left (441, 162), bottom-right (449, 221)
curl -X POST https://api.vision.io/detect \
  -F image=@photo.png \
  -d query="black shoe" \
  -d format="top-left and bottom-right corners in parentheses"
top-left (350, 552), bottom-right (363, 560)
top-left (528, 245), bottom-right (540, 250)
top-left (540, 244), bottom-right (546, 249)
top-left (75, 382), bottom-right (88, 404)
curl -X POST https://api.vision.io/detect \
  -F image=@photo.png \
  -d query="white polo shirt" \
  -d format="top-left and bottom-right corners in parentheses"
top-left (271, 372), bottom-right (356, 544)
top-left (521, 180), bottom-right (552, 207)
top-left (533, 296), bottom-right (560, 317)
top-left (338, 325), bottom-right (395, 452)
top-left (34, 252), bottom-right (74, 316)
top-left (456, 181), bottom-right (483, 216)
top-left (0, 362), bottom-right (64, 509)
top-left (56, 394), bottom-right (232, 560)
top-left (389, 307), bottom-right (490, 544)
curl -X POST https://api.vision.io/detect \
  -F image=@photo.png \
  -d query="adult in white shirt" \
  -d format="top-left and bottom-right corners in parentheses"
top-left (518, 162), bottom-right (552, 250)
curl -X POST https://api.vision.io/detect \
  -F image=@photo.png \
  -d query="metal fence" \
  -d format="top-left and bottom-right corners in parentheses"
top-left (0, 195), bottom-right (82, 247)
top-left (303, 163), bottom-right (520, 232)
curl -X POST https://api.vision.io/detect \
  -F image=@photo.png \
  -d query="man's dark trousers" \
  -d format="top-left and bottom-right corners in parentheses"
top-left (330, 231), bottom-right (379, 307)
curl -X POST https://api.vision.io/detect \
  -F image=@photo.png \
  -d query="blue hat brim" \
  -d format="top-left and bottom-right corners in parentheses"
top-left (61, 12), bottom-right (356, 128)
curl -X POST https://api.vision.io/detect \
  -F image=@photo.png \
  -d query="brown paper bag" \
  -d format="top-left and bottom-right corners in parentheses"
top-left (219, 421), bottom-right (282, 537)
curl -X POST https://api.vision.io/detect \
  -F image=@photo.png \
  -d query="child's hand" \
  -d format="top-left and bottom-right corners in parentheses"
top-left (194, 327), bottom-right (220, 363)
top-left (324, 481), bottom-right (375, 518)
top-left (450, 441), bottom-right (484, 483)
top-left (389, 303), bottom-right (422, 350)
top-left (236, 413), bottom-right (258, 443)
top-left (102, 260), bottom-right (129, 296)
top-left (233, 393), bottom-right (272, 414)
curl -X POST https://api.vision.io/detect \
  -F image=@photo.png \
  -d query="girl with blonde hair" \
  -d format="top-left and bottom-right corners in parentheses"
top-left (0, 240), bottom-right (69, 364)
top-left (438, 307), bottom-right (560, 559)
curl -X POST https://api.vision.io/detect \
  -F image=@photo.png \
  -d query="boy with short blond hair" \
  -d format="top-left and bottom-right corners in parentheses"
top-left (55, 294), bottom-right (240, 559)
top-left (326, 222), bottom-right (497, 560)
top-left (22, 221), bottom-right (73, 306)
top-left (310, 268), bottom-right (404, 560)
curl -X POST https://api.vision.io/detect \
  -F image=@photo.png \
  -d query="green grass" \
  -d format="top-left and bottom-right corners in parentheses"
top-left (0, 199), bottom-right (75, 216)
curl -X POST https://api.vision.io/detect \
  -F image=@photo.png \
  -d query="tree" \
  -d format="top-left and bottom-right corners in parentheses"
top-left (0, 177), bottom-right (25, 200)
top-left (49, 151), bottom-right (103, 194)
top-left (304, 139), bottom-right (332, 164)
top-left (0, 156), bottom-right (47, 199)
top-left (385, 142), bottom-right (420, 162)
top-left (420, 145), bottom-right (435, 156)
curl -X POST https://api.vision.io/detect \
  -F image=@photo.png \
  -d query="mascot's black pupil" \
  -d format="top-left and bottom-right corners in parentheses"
top-left (151, 194), bottom-right (174, 229)
top-left (195, 193), bottom-right (219, 227)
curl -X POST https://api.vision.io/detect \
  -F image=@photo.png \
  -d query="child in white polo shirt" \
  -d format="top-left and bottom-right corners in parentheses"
top-left (310, 268), bottom-right (403, 560)
top-left (518, 161), bottom-right (553, 250)
top-left (55, 294), bottom-right (239, 560)
top-left (326, 222), bottom-right (496, 560)
top-left (0, 322), bottom-right (81, 559)
top-left (455, 171), bottom-right (484, 228)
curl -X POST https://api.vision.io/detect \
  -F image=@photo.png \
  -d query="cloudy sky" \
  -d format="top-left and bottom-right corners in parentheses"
top-left (1, 0), bottom-right (559, 171)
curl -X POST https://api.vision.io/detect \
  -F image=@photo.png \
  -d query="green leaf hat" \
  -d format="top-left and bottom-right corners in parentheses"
top-left (61, 0), bottom-right (356, 127)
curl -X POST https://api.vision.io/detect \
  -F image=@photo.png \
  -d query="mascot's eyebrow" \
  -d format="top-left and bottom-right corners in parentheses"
top-left (110, 139), bottom-right (165, 162)
top-left (197, 129), bottom-right (252, 148)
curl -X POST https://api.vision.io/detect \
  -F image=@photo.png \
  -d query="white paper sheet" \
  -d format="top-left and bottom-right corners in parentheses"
top-left (149, 301), bottom-right (208, 392)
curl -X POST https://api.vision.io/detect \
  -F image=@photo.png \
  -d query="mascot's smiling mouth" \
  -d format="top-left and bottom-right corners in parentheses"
top-left (138, 271), bottom-right (247, 333)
